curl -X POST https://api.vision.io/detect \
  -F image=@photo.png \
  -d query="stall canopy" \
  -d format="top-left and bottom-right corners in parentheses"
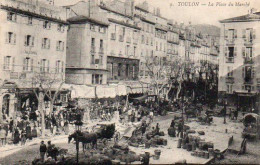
top-left (123, 81), bottom-right (149, 94)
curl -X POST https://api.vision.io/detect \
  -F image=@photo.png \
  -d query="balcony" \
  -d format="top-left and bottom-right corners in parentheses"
top-left (99, 47), bottom-right (104, 54)
top-left (226, 77), bottom-right (234, 84)
top-left (226, 57), bottom-right (234, 63)
top-left (119, 35), bottom-right (124, 42)
top-left (91, 46), bottom-right (96, 53)
top-left (226, 38), bottom-right (235, 45)
top-left (244, 38), bottom-right (253, 46)
top-left (126, 37), bottom-right (131, 43)
top-left (244, 57), bottom-right (253, 64)
top-left (111, 33), bottom-right (116, 40)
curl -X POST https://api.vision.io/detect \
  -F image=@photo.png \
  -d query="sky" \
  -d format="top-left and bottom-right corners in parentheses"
top-left (54, 0), bottom-right (260, 27)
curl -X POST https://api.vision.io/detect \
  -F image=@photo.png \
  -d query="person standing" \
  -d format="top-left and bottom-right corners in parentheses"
top-left (13, 128), bottom-right (20, 144)
top-left (26, 123), bottom-right (32, 140)
top-left (40, 141), bottom-right (47, 162)
top-left (0, 127), bottom-right (6, 146)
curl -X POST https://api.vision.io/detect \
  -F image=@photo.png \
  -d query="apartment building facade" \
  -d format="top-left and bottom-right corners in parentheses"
top-left (219, 12), bottom-right (260, 111)
top-left (0, 0), bottom-right (68, 119)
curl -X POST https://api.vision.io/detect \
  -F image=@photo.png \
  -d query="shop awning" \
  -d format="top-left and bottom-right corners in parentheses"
top-left (122, 81), bottom-right (149, 94)
top-left (234, 90), bottom-right (257, 97)
top-left (63, 84), bottom-right (96, 99)
top-left (96, 85), bottom-right (117, 98)
top-left (132, 94), bottom-right (148, 101)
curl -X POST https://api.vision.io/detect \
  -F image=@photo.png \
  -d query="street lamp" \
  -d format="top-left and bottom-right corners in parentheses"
top-left (223, 95), bottom-right (227, 124)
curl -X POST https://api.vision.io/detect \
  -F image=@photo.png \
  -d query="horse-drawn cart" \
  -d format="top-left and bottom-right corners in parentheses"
top-left (242, 113), bottom-right (260, 139)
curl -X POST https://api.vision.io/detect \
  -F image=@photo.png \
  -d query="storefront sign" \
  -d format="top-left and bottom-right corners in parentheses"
top-left (24, 50), bottom-right (37, 55)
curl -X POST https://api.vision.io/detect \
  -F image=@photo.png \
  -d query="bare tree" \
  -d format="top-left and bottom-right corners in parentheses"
top-left (145, 55), bottom-right (196, 101)
top-left (31, 71), bottom-right (64, 137)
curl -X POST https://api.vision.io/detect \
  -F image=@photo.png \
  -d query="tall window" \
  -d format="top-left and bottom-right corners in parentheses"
top-left (55, 60), bottom-right (64, 73)
top-left (40, 59), bottom-right (49, 73)
top-left (118, 63), bottom-right (122, 77)
top-left (3, 56), bottom-right (11, 70)
top-left (100, 39), bottom-right (103, 48)
top-left (92, 74), bottom-right (103, 84)
top-left (42, 38), bottom-right (50, 49)
top-left (99, 55), bottom-right (103, 65)
top-left (57, 24), bottom-right (64, 32)
top-left (90, 24), bottom-right (95, 31)
top-left (6, 32), bottom-right (16, 44)
top-left (227, 66), bottom-right (233, 77)
top-left (126, 45), bottom-right (130, 56)
top-left (99, 27), bottom-right (106, 33)
top-left (91, 54), bottom-right (95, 64)
top-left (227, 29), bottom-right (235, 39)
top-left (28, 17), bottom-right (33, 25)
top-left (91, 38), bottom-right (95, 47)
top-left (227, 84), bottom-right (233, 94)
top-left (7, 12), bottom-right (17, 22)
top-left (56, 41), bottom-right (64, 51)
top-left (43, 21), bottom-right (51, 29)
top-left (245, 29), bottom-right (253, 42)
top-left (126, 64), bottom-right (129, 77)
top-left (23, 58), bottom-right (33, 72)
top-left (134, 46), bottom-right (136, 56)
top-left (24, 35), bottom-right (34, 47)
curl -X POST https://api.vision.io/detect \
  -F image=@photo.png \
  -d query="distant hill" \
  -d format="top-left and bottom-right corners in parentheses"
top-left (192, 24), bottom-right (220, 37)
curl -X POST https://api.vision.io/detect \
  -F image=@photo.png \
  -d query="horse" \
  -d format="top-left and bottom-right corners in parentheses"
top-left (68, 131), bottom-right (99, 153)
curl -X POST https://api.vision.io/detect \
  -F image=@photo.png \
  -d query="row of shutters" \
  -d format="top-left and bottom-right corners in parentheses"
top-left (3, 57), bottom-right (64, 73)
top-left (225, 47), bottom-right (254, 57)
top-left (5, 33), bottom-right (64, 50)
top-left (224, 29), bottom-right (256, 39)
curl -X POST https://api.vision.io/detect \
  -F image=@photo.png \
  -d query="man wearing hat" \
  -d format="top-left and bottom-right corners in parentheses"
top-left (39, 141), bottom-right (47, 162)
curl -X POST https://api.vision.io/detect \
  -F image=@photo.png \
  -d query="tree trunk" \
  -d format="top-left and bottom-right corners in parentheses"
top-left (175, 83), bottom-right (182, 100)
top-left (38, 91), bottom-right (45, 137)
top-left (49, 100), bottom-right (54, 116)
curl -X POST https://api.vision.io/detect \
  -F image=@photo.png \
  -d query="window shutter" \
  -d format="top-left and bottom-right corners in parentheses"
top-left (24, 35), bottom-right (27, 46)
top-left (224, 30), bottom-right (228, 39)
top-left (5, 32), bottom-right (9, 43)
top-left (12, 57), bottom-right (15, 71)
top-left (252, 67), bottom-right (255, 78)
top-left (252, 29), bottom-right (256, 39)
top-left (40, 60), bottom-right (43, 72)
top-left (234, 47), bottom-right (237, 56)
top-left (32, 37), bottom-right (34, 47)
top-left (43, 21), bottom-right (45, 28)
top-left (3, 57), bottom-right (6, 70)
top-left (55, 61), bottom-right (58, 73)
top-left (56, 41), bottom-right (59, 50)
top-left (48, 39), bottom-right (50, 49)
top-left (225, 47), bottom-right (228, 57)
top-left (242, 29), bottom-right (246, 39)
top-left (31, 59), bottom-right (33, 72)
top-left (13, 33), bottom-right (16, 44)
top-left (23, 58), bottom-right (26, 71)
top-left (14, 14), bottom-right (17, 22)
top-left (252, 47), bottom-right (255, 58)
top-left (234, 29), bottom-right (237, 38)
top-left (242, 67), bottom-right (245, 78)
top-left (42, 38), bottom-right (44, 48)
top-left (47, 60), bottom-right (50, 72)
top-left (242, 47), bottom-right (246, 57)
top-left (48, 22), bottom-right (51, 29)
top-left (61, 61), bottom-right (64, 73)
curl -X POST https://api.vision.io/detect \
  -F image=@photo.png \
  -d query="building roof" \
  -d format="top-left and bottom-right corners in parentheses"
top-left (135, 5), bottom-right (149, 13)
top-left (219, 13), bottom-right (260, 23)
top-left (99, 4), bottom-right (132, 19)
top-left (0, 5), bottom-right (68, 25)
top-left (67, 15), bottom-right (109, 26)
top-left (108, 18), bottom-right (141, 30)
top-left (155, 24), bottom-right (168, 32)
